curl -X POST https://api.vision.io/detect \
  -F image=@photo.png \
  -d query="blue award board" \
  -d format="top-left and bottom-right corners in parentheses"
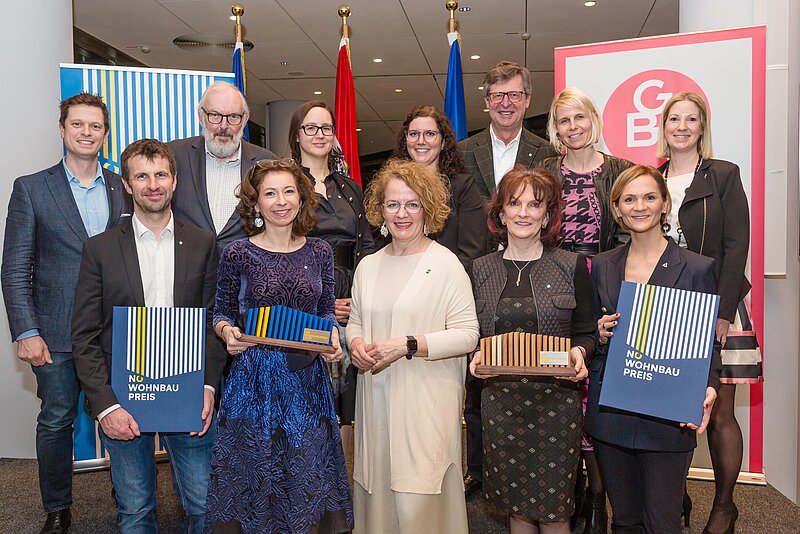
top-left (600, 281), bottom-right (719, 426)
top-left (111, 307), bottom-right (206, 432)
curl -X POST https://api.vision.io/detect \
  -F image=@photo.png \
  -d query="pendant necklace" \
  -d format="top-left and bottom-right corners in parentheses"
top-left (510, 259), bottom-right (532, 287)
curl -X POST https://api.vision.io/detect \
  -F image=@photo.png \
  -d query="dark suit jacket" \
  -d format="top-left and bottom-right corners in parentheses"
top-left (458, 127), bottom-right (557, 199)
top-left (169, 136), bottom-right (276, 252)
top-left (71, 217), bottom-right (226, 419)
top-left (1, 162), bottom-right (131, 352)
top-left (586, 239), bottom-right (722, 452)
top-left (658, 158), bottom-right (751, 321)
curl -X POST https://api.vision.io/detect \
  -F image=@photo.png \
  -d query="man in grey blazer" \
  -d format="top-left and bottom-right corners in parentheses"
top-left (1, 93), bottom-right (131, 533)
top-left (459, 61), bottom-right (557, 201)
top-left (457, 61), bottom-right (557, 497)
top-left (169, 82), bottom-right (275, 252)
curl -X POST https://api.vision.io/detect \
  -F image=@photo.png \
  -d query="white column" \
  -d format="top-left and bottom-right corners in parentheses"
top-left (680, 0), bottom-right (800, 503)
top-left (0, 2), bottom-right (74, 457)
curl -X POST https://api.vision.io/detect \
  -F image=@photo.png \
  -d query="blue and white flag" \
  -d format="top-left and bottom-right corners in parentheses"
top-left (112, 307), bottom-right (206, 433)
top-left (601, 281), bottom-right (719, 425)
top-left (60, 64), bottom-right (234, 174)
top-left (444, 32), bottom-right (467, 141)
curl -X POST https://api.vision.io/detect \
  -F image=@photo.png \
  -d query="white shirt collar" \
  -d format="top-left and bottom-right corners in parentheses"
top-left (489, 124), bottom-right (522, 148)
top-left (132, 211), bottom-right (175, 239)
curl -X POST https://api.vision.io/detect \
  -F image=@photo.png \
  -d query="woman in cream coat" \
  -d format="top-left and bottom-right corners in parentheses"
top-left (346, 159), bottom-right (479, 534)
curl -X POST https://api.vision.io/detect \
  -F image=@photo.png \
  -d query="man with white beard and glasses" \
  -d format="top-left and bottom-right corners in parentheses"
top-left (170, 82), bottom-right (275, 252)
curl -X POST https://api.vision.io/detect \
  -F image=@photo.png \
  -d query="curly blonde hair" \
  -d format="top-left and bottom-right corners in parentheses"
top-left (364, 159), bottom-right (450, 234)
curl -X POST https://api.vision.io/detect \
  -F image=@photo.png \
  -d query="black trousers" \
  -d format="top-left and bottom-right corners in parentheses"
top-left (464, 367), bottom-right (483, 479)
top-left (593, 439), bottom-right (692, 534)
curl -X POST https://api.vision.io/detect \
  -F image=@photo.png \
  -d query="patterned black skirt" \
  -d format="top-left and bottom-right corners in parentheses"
top-left (481, 377), bottom-right (582, 522)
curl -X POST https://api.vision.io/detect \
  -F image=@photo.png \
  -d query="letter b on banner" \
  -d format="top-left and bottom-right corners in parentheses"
top-left (603, 69), bottom-right (707, 166)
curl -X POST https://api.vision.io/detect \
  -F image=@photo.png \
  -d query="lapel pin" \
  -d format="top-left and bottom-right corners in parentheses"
top-left (179, 241), bottom-right (183, 245)
top-left (528, 153), bottom-right (533, 157)
top-left (662, 262), bottom-right (668, 268)
top-left (425, 269), bottom-right (431, 274)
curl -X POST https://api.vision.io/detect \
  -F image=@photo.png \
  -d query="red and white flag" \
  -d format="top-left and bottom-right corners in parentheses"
top-left (334, 36), bottom-right (361, 185)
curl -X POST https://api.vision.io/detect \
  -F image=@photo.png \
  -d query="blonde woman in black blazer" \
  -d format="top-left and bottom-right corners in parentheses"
top-left (590, 165), bottom-right (720, 534)
top-left (657, 92), bottom-right (751, 534)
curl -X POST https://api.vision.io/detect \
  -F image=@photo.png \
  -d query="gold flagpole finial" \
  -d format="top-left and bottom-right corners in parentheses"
top-left (446, 1), bottom-right (458, 33)
top-left (338, 5), bottom-right (351, 39)
top-left (232, 4), bottom-right (244, 42)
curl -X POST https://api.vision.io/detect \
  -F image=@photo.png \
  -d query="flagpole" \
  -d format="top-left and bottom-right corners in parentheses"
top-left (232, 3), bottom-right (246, 94)
top-left (446, 0), bottom-right (458, 33)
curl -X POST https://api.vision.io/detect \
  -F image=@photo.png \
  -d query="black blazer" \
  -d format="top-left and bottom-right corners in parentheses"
top-left (586, 239), bottom-right (721, 452)
top-left (658, 158), bottom-right (750, 321)
top-left (169, 136), bottom-right (276, 252)
top-left (71, 217), bottom-right (226, 419)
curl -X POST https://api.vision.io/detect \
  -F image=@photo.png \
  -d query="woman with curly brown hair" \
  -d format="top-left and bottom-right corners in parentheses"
top-left (205, 159), bottom-right (353, 533)
top-left (346, 159), bottom-right (479, 534)
top-left (391, 105), bottom-right (486, 265)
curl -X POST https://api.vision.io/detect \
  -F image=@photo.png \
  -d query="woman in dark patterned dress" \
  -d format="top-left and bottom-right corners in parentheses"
top-left (204, 159), bottom-right (353, 533)
top-left (289, 100), bottom-right (375, 456)
top-left (469, 166), bottom-right (595, 534)
top-left (540, 87), bottom-right (634, 533)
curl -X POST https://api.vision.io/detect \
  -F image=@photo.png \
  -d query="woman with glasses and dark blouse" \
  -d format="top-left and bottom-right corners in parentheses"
top-left (288, 100), bottom-right (375, 455)
top-left (390, 105), bottom-right (486, 266)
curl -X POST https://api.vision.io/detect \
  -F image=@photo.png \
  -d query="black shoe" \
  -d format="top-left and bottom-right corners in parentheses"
top-left (463, 473), bottom-right (483, 497)
top-left (40, 508), bottom-right (71, 534)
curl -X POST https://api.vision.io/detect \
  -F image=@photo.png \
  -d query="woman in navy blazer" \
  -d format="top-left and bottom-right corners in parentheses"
top-left (588, 165), bottom-right (721, 534)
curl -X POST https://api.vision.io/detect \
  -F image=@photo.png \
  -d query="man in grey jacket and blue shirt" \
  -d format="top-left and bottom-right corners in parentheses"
top-left (1, 93), bottom-right (130, 534)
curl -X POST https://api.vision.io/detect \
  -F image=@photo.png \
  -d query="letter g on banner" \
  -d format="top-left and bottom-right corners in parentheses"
top-left (602, 69), bottom-right (708, 166)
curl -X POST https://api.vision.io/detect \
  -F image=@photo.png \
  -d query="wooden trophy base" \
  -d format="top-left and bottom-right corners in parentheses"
top-left (238, 334), bottom-right (336, 354)
top-left (474, 365), bottom-right (576, 377)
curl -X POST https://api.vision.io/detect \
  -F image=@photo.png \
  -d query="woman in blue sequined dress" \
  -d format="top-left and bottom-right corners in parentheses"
top-left (204, 158), bottom-right (354, 534)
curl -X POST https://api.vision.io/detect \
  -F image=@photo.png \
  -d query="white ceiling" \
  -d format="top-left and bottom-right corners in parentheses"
top-left (73, 0), bottom-right (678, 155)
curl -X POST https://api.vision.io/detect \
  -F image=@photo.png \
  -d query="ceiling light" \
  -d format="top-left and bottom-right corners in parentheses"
top-left (356, 128), bottom-right (362, 132)
top-left (458, 6), bottom-right (471, 12)
top-left (394, 88), bottom-right (403, 93)
top-left (483, 108), bottom-right (489, 112)
top-left (313, 90), bottom-right (322, 95)
top-left (478, 86), bottom-right (484, 90)
top-left (229, 15), bottom-right (236, 21)
top-left (373, 58), bottom-right (383, 63)
top-left (280, 60), bottom-right (290, 66)
top-left (470, 55), bottom-right (480, 60)
top-left (584, 1), bottom-right (597, 6)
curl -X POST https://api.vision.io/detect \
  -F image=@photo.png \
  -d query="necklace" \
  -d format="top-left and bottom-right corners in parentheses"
top-left (510, 259), bottom-right (532, 287)
top-left (665, 156), bottom-right (702, 180)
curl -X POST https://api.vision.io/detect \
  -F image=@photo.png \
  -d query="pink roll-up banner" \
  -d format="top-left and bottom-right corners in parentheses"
top-left (555, 26), bottom-right (766, 479)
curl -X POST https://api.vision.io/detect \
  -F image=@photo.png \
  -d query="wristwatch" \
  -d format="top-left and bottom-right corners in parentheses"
top-left (405, 336), bottom-right (418, 360)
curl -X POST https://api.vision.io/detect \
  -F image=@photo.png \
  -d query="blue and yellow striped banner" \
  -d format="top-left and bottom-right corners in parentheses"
top-left (125, 307), bottom-right (204, 380)
top-left (60, 64), bottom-right (234, 174)
top-left (626, 283), bottom-right (718, 361)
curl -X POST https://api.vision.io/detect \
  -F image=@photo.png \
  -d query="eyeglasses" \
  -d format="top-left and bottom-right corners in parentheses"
top-left (384, 201), bottom-right (423, 214)
top-left (486, 91), bottom-right (527, 104)
top-left (202, 107), bottom-right (245, 125)
top-left (254, 158), bottom-right (298, 171)
top-left (406, 130), bottom-right (440, 141)
top-left (300, 124), bottom-right (335, 136)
